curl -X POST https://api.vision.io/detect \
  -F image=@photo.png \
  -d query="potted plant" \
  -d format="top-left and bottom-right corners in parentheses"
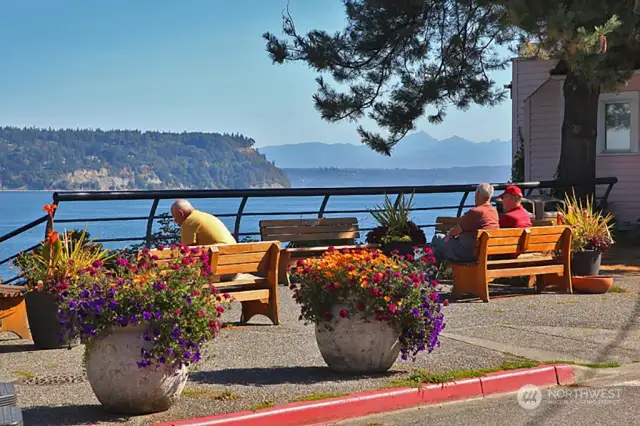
top-left (558, 193), bottom-right (614, 276)
top-left (366, 193), bottom-right (426, 256)
top-left (290, 246), bottom-right (445, 374)
top-left (57, 244), bottom-right (231, 415)
top-left (13, 204), bottom-right (112, 349)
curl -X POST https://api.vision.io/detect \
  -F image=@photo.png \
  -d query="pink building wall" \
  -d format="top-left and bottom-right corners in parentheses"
top-left (512, 59), bottom-right (640, 222)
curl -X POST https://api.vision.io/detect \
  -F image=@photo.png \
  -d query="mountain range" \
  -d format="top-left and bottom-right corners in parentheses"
top-left (258, 132), bottom-right (511, 169)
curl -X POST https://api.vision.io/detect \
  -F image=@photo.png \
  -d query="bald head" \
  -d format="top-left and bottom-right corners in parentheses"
top-left (171, 199), bottom-right (195, 226)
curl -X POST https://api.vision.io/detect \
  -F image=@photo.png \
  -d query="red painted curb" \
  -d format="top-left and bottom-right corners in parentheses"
top-left (154, 364), bottom-right (575, 426)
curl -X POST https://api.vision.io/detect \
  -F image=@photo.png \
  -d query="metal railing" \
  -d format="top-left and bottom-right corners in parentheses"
top-left (0, 177), bottom-right (618, 284)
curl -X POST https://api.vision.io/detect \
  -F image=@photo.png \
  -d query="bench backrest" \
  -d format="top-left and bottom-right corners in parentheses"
top-left (473, 226), bottom-right (571, 257)
top-left (434, 216), bottom-right (554, 234)
top-left (260, 217), bottom-right (360, 245)
top-left (210, 241), bottom-right (280, 277)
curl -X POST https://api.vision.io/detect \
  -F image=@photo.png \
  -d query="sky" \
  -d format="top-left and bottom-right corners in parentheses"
top-left (0, 0), bottom-right (513, 147)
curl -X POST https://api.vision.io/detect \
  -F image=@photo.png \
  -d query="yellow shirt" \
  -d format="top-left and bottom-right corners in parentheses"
top-left (180, 210), bottom-right (237, 246)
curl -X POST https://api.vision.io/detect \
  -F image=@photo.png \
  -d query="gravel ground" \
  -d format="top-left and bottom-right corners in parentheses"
top-left (1, 275), bottom-right (639, 426)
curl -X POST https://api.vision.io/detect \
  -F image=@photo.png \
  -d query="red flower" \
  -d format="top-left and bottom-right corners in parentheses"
top-left (193, 289), bottom-right (201, 296)
top-left (216, 305), bottom-right (225, 313)
top-left (443, 300), bottom-right (450, 307)
top-left (339, 309), bottom-right (348, 318)
top-left (47, 231), bottom-right (59, 244)
top-left (198, 310), bottom-right (206, 318)
top-left (174, 308), bottom-right (182, 316)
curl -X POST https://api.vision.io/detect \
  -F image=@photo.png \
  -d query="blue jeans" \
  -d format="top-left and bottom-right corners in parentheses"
top-left (430, 233), bottom-right (477, 263)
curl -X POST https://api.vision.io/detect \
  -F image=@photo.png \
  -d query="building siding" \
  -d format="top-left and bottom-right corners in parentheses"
top-left (520, 68), bottom-right (640, 222)
top-left (512, 59), bottom-right (558, 163)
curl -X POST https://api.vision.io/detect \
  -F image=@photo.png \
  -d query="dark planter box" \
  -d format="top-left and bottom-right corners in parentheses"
top-left (571, 249), bottom-right (602, 277)
top-left (25, 291), bottom-right (79, 350)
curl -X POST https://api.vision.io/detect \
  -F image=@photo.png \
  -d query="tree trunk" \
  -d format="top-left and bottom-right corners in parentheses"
top-left (557, 69), bottom-right (600, 201)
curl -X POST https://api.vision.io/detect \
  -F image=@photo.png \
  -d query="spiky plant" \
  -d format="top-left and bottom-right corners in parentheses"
top-left (558, 191), bottom-right (615, 253)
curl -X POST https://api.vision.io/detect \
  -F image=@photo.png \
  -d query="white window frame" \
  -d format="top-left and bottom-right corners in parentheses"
top-left (597, 91), bottom-right (639, 155)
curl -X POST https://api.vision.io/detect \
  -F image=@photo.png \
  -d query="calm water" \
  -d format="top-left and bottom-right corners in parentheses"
top-left (0, 190), bottom-right (471, 281)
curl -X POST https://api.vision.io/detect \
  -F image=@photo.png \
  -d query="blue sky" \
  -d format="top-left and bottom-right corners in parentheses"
top-left (0, 0), bottom-right (512, 147)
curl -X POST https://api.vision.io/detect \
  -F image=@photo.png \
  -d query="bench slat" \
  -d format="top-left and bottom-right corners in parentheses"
top-left (486, 242), bottom-right (561, 255)
top-left (487, 255), bottom-right (555, 265)
top-left (216, 242), bottom-right (279, 255)
top-left (260, 218), bottom-right (358, 228)
top-left (225, 289), bottom-right (270, 302)
top-left (485, 234), bottom-right (563, 247)
top-left (487, 264), bottom-right (564, 278)
top-left (261, 224), bottom-right (358, 236)
top-left (217, 252), bottom-right (268, 266)
top-left (262, 231), bottom-right (359, 242)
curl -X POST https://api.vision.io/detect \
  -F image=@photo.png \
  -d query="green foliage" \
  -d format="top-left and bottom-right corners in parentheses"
top-left (0, 126), bottom-right (290, 190)
top-left (264, 0), bottom-right (514, 154)
top-left (510, 127), bottom-right (525, 183)
top-left (370, 193), bottom-right (414, 238)
top-left (14, 227), bottom-right (113, 293)
top-left (559, 192), bottom-right (615, 253)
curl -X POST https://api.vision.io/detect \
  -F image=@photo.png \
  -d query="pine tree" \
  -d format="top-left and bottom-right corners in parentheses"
top-left (263, 0), bottom-right (515, 155)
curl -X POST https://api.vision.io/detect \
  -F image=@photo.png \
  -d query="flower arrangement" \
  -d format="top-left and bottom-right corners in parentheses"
top-left (14, 204), bottom-right (112, 294)
top-left (57, 244), bottom-right (231, 369)
top-left (558, 193), bottom-right (615, 254)
top-left (290, 246), bottom-right (445, 361)
top-left (366, 193), bottom-right (426, 245)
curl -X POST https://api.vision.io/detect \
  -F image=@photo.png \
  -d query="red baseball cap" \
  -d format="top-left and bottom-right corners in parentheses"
top-left (497, 185), bottom-right (523, 198)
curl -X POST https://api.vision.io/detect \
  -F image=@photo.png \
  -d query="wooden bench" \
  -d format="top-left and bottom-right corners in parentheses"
top-left (0, 285), bottom-right (30, 340)
top-left (145, 241), bottom-right (280, 325)
top-left (260, 217), bottom-right (373, 285)
top-left (450, 226), bottom-right (572, 302)
top-left (434, 216), bottom-right (554, 234)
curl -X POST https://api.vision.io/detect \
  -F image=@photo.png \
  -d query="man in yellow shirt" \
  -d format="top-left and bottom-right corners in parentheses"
top-left (170, 199), bottom-right (237, 246)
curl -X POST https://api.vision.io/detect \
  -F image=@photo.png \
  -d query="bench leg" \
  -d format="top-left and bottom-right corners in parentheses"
top-left (0, 296), bottom-right (31, 340)
top-left (278, 251), bottom-right (291, 286)
top-left (240, 299), bottom-right (279, 326)
top-left (452, 265), bottom-right (490, 303)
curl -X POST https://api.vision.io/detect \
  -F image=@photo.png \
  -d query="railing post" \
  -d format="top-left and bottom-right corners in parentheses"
top-left (318, 195), bottom-right (331, 218)
top-left (145, 199), bottom-right (160, 248)
top-left (233, 196), bottom-right (248, 240)
top-left (456, 191), bottom-right (469, 217)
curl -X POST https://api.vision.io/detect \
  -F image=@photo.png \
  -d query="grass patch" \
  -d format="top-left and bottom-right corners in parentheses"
top-left (487, 309), bottom-right (505, 313)
top-left (290, 392), bottom-right (350, 403)
top-left (182, 389), bottom-right (239, 401)
top-left (527, 304), bottom-right (536, 308)
top-left (608, 285), bottom-right (629, 293)
top-left (632, 360), bottom-right (640, 364)
top-left (390, 360), bottom-right (541, 388)
top-left (12, 370), bottom-right (36, 379)
top-left (248, 401), bottom-right (275, 412)
top-left (544, 360), bottom-right (620, 369)
top-left (556, 301), bottom-right (578, 305)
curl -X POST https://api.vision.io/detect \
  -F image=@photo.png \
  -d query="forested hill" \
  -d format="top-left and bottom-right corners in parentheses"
top-left (0, 127), bottom-right (291, 190)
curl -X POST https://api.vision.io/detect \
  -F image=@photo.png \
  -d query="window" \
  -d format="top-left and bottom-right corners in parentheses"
top-left (597, 92), bottom-right (639, 154)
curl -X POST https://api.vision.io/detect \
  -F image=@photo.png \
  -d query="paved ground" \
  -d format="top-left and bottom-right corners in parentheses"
top-left (335, 365), bottom-right (640, 426)
top-left (1, 270), bottom-right (639, 425)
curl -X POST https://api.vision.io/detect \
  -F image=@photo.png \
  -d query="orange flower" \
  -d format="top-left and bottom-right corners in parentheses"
top-left (47, 231), bottom-right (59, 244)
top-left (43, 204), bottom-right (57, 216)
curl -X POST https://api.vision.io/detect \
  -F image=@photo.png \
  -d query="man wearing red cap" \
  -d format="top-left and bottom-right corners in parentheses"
top-left (497, 185), bottom-right (531, 228)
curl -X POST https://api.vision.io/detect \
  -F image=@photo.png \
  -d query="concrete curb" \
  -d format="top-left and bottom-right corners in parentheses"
top-left (154, 364), bottom-right (576, 426)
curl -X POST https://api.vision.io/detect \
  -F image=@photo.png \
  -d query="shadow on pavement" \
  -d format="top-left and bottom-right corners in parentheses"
top-left (191, 365), bottom-right (400, 386)
top-left (22, 404), bottom-right (129, 426)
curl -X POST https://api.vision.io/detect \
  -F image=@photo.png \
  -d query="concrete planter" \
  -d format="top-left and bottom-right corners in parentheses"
top-left (315, 301), bottom-right (401, 374)
top-left (85, 326), bottom-right (188, 415)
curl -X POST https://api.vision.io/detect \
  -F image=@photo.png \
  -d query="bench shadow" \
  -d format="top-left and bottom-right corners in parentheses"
top-left (0, 342), bottom-right (39, 354)
top-left (190, 366), bottom-right (399, 386)
top-left (22, 404), bottom-right (129, 426)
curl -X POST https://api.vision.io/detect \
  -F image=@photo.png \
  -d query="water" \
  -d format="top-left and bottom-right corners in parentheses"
top-left (0, 190), bottom-right (470, 281)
